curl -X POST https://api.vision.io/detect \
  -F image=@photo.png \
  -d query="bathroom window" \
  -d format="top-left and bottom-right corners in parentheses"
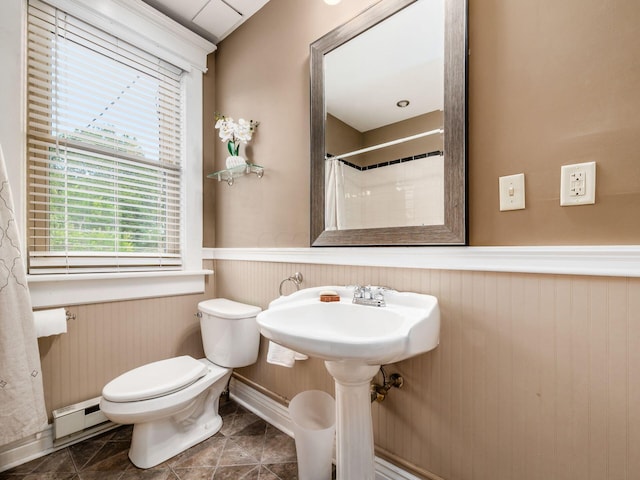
top-left (26, 0), bottom-right (184, 274)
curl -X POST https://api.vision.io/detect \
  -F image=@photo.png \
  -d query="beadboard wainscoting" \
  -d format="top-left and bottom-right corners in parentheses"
top-left (217, 258), bottom-right (640, 480)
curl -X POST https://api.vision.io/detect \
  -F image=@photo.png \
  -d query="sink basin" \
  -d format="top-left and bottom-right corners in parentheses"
top-left (257, 286), bottom-right (440, 479)
top-left (256, 285), bottom-right (440, 365)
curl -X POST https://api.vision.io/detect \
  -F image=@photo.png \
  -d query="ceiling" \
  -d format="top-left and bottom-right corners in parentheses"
top-left (141, 0), bottom-right (443, 134)
top-left (141, 0), bottom-right (271, 44)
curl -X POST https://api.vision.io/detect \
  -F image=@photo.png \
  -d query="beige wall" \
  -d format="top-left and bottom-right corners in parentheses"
top-left (469, 0), bottom-right (640, 245)
top-left (209, 0), bottom-right (640, 247)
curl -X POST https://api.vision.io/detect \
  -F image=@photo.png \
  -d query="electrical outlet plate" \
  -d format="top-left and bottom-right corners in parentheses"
top-left (499, 173), bottom-right (525, 211)
top-left (560, 161), bottom-right (596, 206)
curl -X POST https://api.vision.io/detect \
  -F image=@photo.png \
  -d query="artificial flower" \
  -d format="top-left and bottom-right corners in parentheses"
top-left (214, 113), bottom-right (259, 157)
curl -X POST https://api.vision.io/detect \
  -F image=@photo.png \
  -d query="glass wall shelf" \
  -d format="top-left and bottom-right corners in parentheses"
top-left (207, 163), bottom-right (264, 186)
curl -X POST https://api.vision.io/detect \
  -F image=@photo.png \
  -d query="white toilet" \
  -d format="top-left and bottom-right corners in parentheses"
top-left (99, 298), bottom-right (261, 468)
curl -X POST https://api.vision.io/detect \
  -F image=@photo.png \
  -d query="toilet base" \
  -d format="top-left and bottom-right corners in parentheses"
top-left (128, 374), bottom-right (230, 468)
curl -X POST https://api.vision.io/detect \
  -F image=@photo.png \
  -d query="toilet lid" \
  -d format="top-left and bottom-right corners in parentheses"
top-left (102, 356), bottom-right (208, 402)
top-left (198, 298), bottom-right (262, 319)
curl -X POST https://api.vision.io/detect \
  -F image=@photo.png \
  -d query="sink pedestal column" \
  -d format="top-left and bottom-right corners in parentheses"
top-left (325, 361), bottom-right (380, 480)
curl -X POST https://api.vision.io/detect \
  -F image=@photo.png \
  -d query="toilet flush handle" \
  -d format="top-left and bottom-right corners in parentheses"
top-left (194, 312), bottom-right (202, 319)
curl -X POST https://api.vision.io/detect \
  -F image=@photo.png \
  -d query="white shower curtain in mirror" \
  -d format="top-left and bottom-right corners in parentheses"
top-left (324, 158), bottom-right (345, 231)
top-left (0, 145), bottom-right (47, 446)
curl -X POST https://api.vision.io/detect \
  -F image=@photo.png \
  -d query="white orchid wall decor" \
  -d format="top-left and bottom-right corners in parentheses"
top-left (214, 113), bottom-right (259, 158)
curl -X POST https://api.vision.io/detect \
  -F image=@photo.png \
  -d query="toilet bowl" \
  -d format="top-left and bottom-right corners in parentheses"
top-left (99, 299), bottom-right (261, 468)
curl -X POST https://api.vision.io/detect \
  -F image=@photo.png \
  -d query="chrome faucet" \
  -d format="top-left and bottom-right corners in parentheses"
top-left (352, 285), bottom-right (388, 307)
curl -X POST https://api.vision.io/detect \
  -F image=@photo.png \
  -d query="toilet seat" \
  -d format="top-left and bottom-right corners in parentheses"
top-left (100, 358), bottom-right (230, 425)
top-left (102, 356), bottom-right (208, 402)
top-left (99, 358), bottom-right (233, 467)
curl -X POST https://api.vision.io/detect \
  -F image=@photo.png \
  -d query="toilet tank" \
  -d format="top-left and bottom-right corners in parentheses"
top-left (197, 299), bottom-right (262, 368)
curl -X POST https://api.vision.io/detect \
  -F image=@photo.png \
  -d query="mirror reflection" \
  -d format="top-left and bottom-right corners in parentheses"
top-left (310, 0), bottom-right (467, 246)
top-left (324, 1), bottom-right (445, 231)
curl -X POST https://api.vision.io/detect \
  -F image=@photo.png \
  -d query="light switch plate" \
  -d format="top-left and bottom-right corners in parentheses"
top-left (560, 161), bottom-right (596, 206)
top-left (499, 173), bottom-right (525, 211)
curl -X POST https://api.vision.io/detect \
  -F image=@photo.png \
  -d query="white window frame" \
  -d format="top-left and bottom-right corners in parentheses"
top-left (1, 0), bottom-right (215, 308)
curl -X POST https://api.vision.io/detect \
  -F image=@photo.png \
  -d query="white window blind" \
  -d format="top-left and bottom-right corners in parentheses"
top-left (26, 0), bottom-right (184, 275)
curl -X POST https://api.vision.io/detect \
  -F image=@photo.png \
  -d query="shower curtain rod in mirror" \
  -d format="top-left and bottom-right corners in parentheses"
top-left (329, 128), bottom-right (444, 160)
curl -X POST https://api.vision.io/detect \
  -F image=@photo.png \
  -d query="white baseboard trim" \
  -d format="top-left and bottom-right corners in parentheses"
top-left (229, 378), bottom-right (425, 480)
top-left (0, 426), bottom-right (54, 473)
top-left (229, 377), bottom-right (294, 437)
top-left (0, 422), bottom-right (121, 473)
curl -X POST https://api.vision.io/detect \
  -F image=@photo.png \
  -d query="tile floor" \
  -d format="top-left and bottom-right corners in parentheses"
top-left (0, 397), bottom-right (323, 480)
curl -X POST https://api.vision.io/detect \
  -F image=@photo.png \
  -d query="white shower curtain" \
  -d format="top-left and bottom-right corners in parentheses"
top-left (324, 158), bottom-right (345, 231)
top-left (0, 145), bottom-right (47, 446)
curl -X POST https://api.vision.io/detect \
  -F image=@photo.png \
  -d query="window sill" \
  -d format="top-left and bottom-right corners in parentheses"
top-left (27, 270), bottom-right (213, 309)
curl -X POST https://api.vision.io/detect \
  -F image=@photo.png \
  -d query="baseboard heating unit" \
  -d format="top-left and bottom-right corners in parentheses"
top-left (52, 397), bottom-right (117, 447)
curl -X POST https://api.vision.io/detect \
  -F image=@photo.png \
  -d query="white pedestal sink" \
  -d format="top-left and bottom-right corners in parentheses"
top-left (256, 286), bottom-right (440, 480)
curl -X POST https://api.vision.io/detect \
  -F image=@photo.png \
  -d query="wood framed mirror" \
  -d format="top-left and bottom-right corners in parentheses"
top-left (310, 0), bottom-right (467, 246)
